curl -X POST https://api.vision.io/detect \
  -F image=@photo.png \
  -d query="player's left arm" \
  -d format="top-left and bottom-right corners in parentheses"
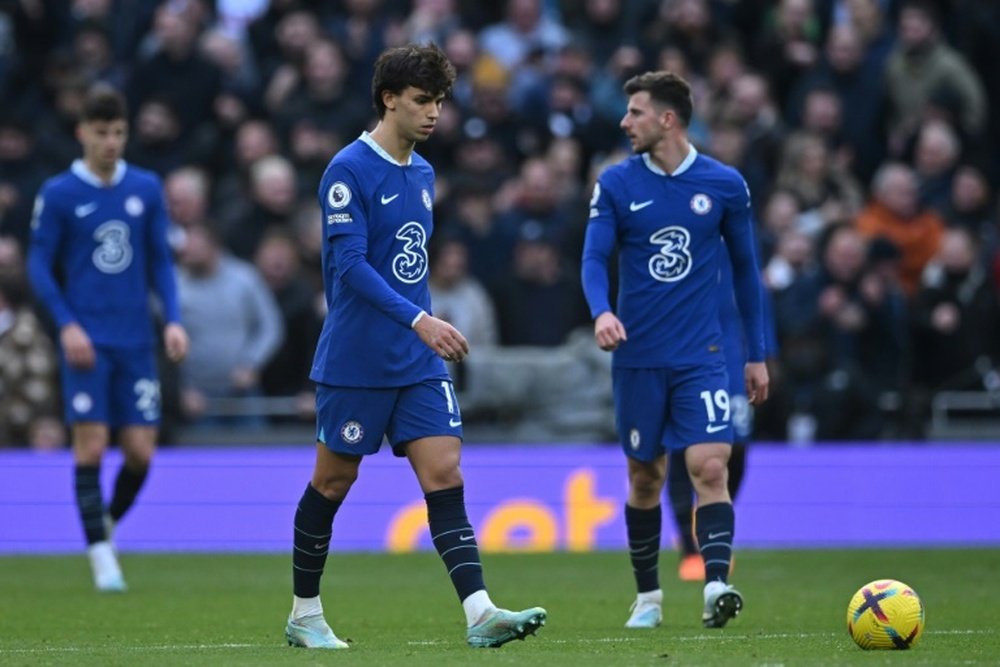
top-left (721, 177), bottom-right (768, 405)
top-left (146, 180), bottom-right (188, 362)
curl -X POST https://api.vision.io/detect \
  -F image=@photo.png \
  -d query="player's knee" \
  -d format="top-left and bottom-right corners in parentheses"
top-left (417, 465), bottom-right (463, 493)
top-left (122, 446), bottom-right (154, 470)
top-left (693, 456), bottom-right (728, 489)
top-left (72, 433), bottom-right (107, 465)
top-left (311, 469), bottom-right (358, 501)
top-left (119, 427), bottom-right (157, 467)
top-left (629, 469), bottom-right (665, 502)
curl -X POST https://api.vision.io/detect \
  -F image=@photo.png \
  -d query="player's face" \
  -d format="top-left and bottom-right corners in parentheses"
top-left (620, 92), bottom-right (667, 154)
top-left (387, 86), bottom-right (445, 144)
top-left (77, 119), bottom-right (128, 171)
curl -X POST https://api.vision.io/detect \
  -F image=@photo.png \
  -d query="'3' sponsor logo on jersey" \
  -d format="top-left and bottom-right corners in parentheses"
top-left (92, 221), bottom-right (133, 274)
top-left (647, 226), bottom-right (692, 282)
top-left (392, 222), bottom-right (427, 284)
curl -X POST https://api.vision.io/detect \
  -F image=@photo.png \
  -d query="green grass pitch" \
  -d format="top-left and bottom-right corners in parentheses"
top-left (1, 549), bottom-right (997, 666)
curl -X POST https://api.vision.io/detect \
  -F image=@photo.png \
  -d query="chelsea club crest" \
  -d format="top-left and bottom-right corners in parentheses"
top-left (690, 193), bottom-right (712, 215)
top-left (340, 420), bottom-right (364, 445)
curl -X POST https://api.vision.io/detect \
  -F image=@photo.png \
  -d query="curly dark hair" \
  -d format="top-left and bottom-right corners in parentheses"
top-left (371, 43), bottom-right (456, 119)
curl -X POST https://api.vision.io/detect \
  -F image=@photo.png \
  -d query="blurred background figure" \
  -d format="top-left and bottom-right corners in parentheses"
top-left (772, 130), bottom-right (863, 238)
top-left (491, 220), bottom-right (590, 347)
top-left (224, 154), bottom-right (298, 260)
top-left (428, 234), bottom-right (498, 349)
top-left (254, 230), bottom-right (322, 421)
top-left (0, 116), bottom-right (48, 249)
top-left (774, 224), bottom-right (907, 441)
top-left (0, 244), bottom-right (61, 448)
top-left (908, 227), bottom-right (1000, 435)
top-left (854, 162), bottom-right (945, 297)
top-left (176, 224), bottom-right (283, 428)
top-left (883, 0), bottom-right (987, 160)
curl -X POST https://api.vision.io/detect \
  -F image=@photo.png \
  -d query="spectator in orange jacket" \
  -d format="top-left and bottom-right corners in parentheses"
top-left (854, 162), bottom-right (945, 296)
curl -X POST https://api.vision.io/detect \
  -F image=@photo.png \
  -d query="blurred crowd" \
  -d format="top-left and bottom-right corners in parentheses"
top-left (1, 0), bottom-right (999, 448)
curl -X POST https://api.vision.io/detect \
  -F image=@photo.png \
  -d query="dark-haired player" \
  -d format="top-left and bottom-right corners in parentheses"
top-left (581, 71), bottom-right (768, 629)
top-left (284, 43), bottom-right (545, 650)
top-left (28, 85), bottom-right (188, 592)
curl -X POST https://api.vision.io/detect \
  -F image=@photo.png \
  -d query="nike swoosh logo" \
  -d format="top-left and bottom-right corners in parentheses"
top-left (629, 200), bottom-right (653, 211)
top-left (449, 418), bottom-right (462, 427)
top-left (707, 531), bottom-right (730, 540)
top-left (380, 193), bottom-right (399, 205)
top-left (459, 534), bottom-right (475, 541)
top-left (706, 424), bottom-right (728, 433)
top-left (314, 542), bottom-right (329, 550)
top-left (75, 202), bottom-right (98, 217)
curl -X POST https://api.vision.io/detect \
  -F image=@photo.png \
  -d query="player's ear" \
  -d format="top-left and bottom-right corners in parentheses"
top-left (381, 89), bottom-right (397, 113)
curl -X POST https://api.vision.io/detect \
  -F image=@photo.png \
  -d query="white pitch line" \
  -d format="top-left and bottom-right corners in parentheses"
top-left (3, 629), bottom-right (993, 654)
top-left (0, 643), bottom-right (260, 654)
top-left (408, 637), bottom-right (640, 646)
top-left (409, 628), bottom-right (994, 646)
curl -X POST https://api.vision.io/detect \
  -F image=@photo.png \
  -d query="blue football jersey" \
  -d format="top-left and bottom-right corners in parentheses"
top-left (310, 133), bottom-right (448, 388)
top-left (27, 160), bottom-right (180, 348)
top-left (582, 147), bottom-right (765, 368)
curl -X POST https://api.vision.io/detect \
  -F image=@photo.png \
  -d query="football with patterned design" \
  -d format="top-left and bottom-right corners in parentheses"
top-left (846, 579), bottom-right (924, 650)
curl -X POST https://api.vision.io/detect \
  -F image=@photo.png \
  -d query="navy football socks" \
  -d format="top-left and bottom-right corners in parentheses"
top-left (696, 502), bottom-right (734, 583)
top-left (625, 504), bottom-right (662, 593)
top-left (292, 484), bottom-right (341, 598)
top-left (108, 464), bottom-right (148, 522)
top-left (426, 486), bottom-right (485, 601)
top-left (74, 465), bottom-right (106, 545)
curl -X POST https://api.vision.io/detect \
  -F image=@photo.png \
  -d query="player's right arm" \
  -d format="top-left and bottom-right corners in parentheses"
top-left (581, 178), bottom-right (627, 351)
top-left (26, 186), bottom-right (95, 369)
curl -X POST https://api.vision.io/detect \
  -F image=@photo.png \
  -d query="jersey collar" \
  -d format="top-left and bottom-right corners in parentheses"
top-left (360, 131), bottom-right (412, 166)
top-left (71, 159), bottom-right (127, 187)
top-left (641, 144), bottom-right (698, 177)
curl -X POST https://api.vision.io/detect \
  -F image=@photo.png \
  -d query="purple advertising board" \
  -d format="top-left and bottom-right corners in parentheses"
top-left (1, 443), bottom-right (998, 553)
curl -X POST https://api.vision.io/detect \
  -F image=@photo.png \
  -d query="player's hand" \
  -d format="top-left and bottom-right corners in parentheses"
top-left (414, 313), bottom-right (470, 362)
top-left (60, 322), bottom-right (95, 369)
top-left (745, 361), bottom-right (770, 406)
top-left (181, 387), bottom-right (207, 418)
top-left (231, 366), bottom-right (258, 390)
top-left (594, 312), bottom-right (627, 351)
top-left (163, 322), bottom-right (189, 363)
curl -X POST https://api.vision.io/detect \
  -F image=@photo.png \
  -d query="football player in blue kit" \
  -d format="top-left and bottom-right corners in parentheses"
top-left (581, 71), bottom-right (769, 629)
top-left (27, 86), bottom-right (188, 592)
top-left (284, 43), bottom-right (545, 650)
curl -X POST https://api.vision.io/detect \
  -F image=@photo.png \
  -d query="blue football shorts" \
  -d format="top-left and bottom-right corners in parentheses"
top-left (315, 379), bottom-right (463, 456)
top-left (613, 361), bottom-right (733, 462)
top-left (61, 346), bottom-right (160, 426)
